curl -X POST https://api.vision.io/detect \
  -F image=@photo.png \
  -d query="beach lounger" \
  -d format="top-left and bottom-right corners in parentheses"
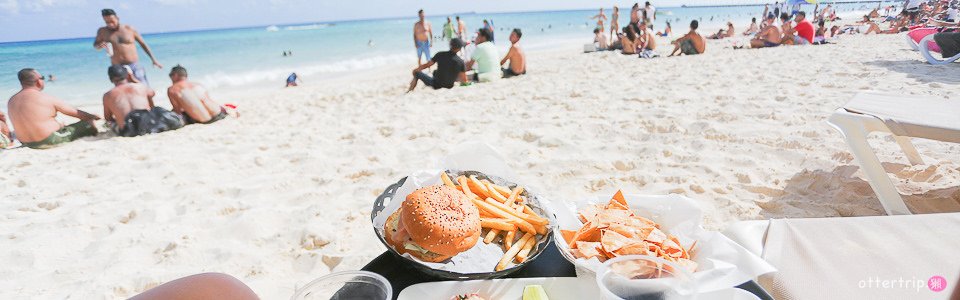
top-left (827, 92), bottom-right (960, 215)
top-left (919, 34), bottom-right (960, 64)
top-left (723, 213), bottom-right (960, 300)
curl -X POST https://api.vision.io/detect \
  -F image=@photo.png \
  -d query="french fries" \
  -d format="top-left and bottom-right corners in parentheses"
top-left (496, 232), bottom-right (535, 271)
top-left (473, 198), bottom-right (536, 234)
top-left (507, 187), bottom-right (524, 205)
top-left (515, 236), bottom-right (537, 263)
top-left (441, 172), bottom-right (456, 188)
top-left (484, 229), bottom-right (501, 244)
top-left (504, 230), bottom-right (517, 249)
top-left (481, 218), bottom-right (517, 231)
top-left (440, 171), bottom-right (549, 272)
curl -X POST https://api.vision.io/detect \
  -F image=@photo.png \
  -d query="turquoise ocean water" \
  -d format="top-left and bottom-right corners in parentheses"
top-left (0, 3), bottom-right (887, 108)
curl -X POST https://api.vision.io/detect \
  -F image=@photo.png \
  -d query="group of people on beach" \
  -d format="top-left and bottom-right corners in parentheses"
top-left (407, 9), bottom-right (527, 92)
top-left (590, 2), bottom-right (706, 57)
top-left (1, 9), bottom-right (235, 150)
top-left (585, 0), bottom-right (959, 55)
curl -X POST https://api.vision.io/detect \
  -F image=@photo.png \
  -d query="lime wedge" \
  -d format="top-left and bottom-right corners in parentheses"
top-left (523, 285), bottom-right (549, 300)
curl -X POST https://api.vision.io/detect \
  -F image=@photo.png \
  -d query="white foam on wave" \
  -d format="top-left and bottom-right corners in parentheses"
top-left (284, 24), bottom-right (332, 31)
top-left (196, 53), bottom-right (410, 89)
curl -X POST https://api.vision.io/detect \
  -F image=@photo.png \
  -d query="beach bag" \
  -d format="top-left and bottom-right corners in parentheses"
top-left (639, 49), bottom-right (660, 59)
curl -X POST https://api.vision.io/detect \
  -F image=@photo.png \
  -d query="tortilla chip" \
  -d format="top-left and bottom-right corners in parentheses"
top-left (569, 221), bottom-right (602, 248)
top-left (606, 223), bottom-right (642, 239)
top-left (560, 230), bottom-right (577, 245)
top-left (632, 215), bottom-right (660, 229)
top-left (597, 209), bottom-right (634, 228)
top-left (605, 199), bottom-right (630, 211)
top-left (577, 204), bottom-right (604, 224)
top-left (613, 242), bottom-right (652, 256)
top-left (612, 190), bottom-right (627, 206)
top-left (576, 241), bottom-right (604, 260)
top-left (644, 228), bottom-right (667, 244)
top-left (600, 230), bottom-right (633, 253)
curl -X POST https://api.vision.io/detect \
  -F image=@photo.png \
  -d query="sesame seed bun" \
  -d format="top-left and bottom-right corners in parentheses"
top-left (400, 185), bottom-right (481, 257)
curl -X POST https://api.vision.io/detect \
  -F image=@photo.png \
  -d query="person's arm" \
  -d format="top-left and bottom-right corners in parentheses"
top-left (167, 89), bottom-right (181, 113)
top-left (102, 97), bottom-right (114, 123)
top-left (133, 27), bottom-right (162, 69)
top-left (458, 72), bottom-right (467, 83)
top-left (500, 47), bottom-right (514, 67)
top-left (146, 88), bottom-right (156, 108)
top-left (93, 28), bottom-right (107, 49)
top-left (53, 96), bottom-right (101, 121)
top-left (412, 60), bottom-right (436, 75)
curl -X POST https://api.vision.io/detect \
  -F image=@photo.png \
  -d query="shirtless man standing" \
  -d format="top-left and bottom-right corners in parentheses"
top-left (93, 9), bottom-right (162, 86)
top-left (414, 9), bottom-right (433, 67)
top-left (750, 15), bottom-right (782, 48)
top-left (456, 16), bottom-right (467, 39)
top-left (167, 65), bottom-right (232, 125)
top-left (7, 69), bottom-right (100, 149)
top-left (500, 29), bottom-right (526, 78)
top-left (103, 65), bottom-right (182, 137)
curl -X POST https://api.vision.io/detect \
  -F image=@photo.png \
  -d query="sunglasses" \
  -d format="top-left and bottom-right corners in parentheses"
top-left (38, 75), bottom-right (45, 81)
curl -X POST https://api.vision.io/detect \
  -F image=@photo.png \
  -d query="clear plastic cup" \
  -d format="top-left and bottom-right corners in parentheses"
top-left (290, 270), bottom-right (392, 300)
top-left (595, 255), bottom-right (698, 300)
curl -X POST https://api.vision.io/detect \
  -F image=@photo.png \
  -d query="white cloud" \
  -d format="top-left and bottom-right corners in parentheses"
top-left (0, 0), bottom-right (19, 14)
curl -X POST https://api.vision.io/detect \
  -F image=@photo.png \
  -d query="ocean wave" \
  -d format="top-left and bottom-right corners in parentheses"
top-left (196, 53), bottom-right (410, 89)
top-left (284, 24), bottom-right (333, 31)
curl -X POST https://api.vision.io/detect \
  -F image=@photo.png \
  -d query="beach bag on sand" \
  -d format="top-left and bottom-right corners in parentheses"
top-left (639, 49), bottom-right (660, 59)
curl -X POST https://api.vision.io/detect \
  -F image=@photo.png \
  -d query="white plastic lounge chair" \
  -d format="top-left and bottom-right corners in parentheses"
top-left (919, 34), bottom-right (960, 64)
top-left (905, 33), bottom-right (920, 51)
top-left (723, 213), bottom-right (960, 300)
top-left (827, 92), bottom-right (960, 215)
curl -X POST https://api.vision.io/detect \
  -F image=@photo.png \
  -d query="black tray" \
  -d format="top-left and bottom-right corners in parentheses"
top-left (370, 174), bottom-right (556, 280)
top-left (361, 244), bottom-right (774, 300)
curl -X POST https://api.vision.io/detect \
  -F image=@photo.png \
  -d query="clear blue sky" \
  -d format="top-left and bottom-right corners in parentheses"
top-left (0, 0), bottom-right (770, 43)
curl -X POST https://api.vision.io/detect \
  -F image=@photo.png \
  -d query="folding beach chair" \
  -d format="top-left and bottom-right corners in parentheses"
top-left (919, 34), bottom-right (960, 64)
top-left (723, 213), bottom-right (960, 300)
top-left (827, 92), bottom-right (960, 215)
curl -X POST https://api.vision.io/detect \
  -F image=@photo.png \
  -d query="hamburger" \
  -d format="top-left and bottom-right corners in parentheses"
top-left (385, 185), bottom-right (481, 262)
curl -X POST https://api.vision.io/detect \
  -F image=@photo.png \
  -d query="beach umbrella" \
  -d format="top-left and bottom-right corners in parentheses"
top-left (787, 0), bottom-right (817, 5)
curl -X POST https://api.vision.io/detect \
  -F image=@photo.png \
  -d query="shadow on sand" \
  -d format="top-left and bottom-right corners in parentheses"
top-left (864, 59), bottom-right (960, 85)
top-left (757, 164), bottom-right (960, 219)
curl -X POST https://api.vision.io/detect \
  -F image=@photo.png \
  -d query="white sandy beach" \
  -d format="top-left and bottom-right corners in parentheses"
top-left (1, 34), bottom-right (958, 299)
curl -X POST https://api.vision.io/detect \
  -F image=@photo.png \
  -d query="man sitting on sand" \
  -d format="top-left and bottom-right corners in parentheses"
top-left (500, 29), bottom-right (526, 78)
top-left (167, 65), bottom-right (233, 125)
top-left (407, 38), bottom-right (467, 92)
top-left (750, 15), bottom-right (782, 48)
top-left (708, 22), bottom-right (736, 39)
top-left (669, 20), bottom-right (705, 56)
top-left (780, 13), bottom-right (796, 46)
top-left (466, 28), bottom-right (501, 82)
top-left (594, 28), bottom-right (610, 50)
top-left (793, 12), bottom-right (815, 45)
top-left (744, 18), bottom-right (760, 36)
top-left (103, 65), bottom-right (182, 137)
top-left (7, 68), bottom-right (101, 149)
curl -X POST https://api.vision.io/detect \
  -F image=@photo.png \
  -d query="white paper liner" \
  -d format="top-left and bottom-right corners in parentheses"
top-left (553, 194), bottom-right (777, 293)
